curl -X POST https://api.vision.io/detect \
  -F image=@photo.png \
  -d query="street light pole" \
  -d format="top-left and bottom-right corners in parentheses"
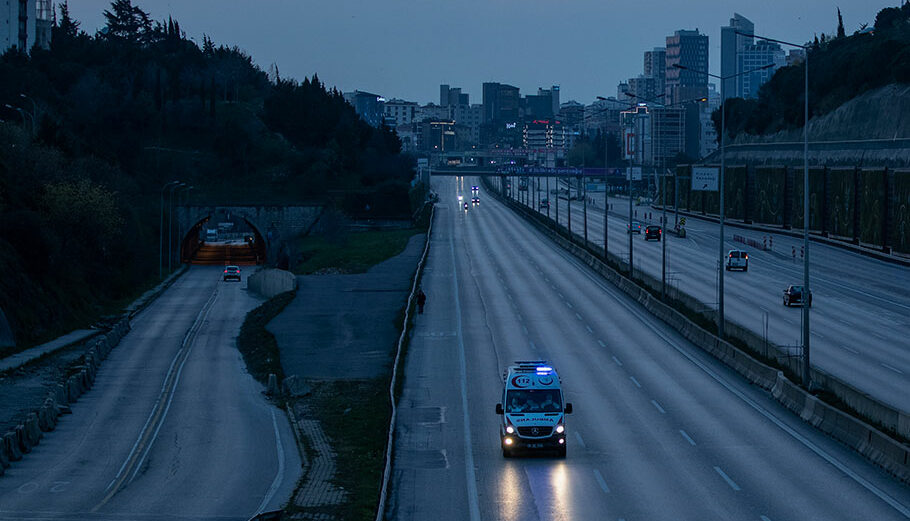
top-left (673, 61), bottom-right (774, 338)
top-left (736, 30), bottom-right (812, 388)
top-left (160, 181), bottom-right (180, 279)
top-left (662, 161), bottom-right (668, 299)
top-left (168, 183), bottom-right (186, 273)
top-left (628, 115), bottom-right (634, 276)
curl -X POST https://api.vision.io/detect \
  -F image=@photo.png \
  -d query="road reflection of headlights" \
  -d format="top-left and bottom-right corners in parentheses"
top-left (556, 425), bottom-right (564, 434)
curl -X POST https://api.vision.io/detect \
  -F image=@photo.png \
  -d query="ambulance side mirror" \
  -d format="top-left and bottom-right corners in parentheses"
top-left (495, 403), bottom-right (504, 415)
top-left (564, 403), bottom-right (573, 414)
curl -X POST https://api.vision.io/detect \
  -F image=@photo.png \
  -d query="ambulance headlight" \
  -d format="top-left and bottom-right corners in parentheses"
top-left (504, 437), bottom-right (514, 446)
top-left (555, 425), bottom-right (565, 434)
top-left (506, 426), bottom-right (515, 434)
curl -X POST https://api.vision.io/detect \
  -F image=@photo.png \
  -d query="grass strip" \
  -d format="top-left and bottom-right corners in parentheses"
top-left (294, 228), bottom-right (421, 274)
top-left (235, 290), bottom-right (295, 384)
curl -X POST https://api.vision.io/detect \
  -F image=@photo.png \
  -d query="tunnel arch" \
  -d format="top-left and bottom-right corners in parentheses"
top-left (180, 209), bottom-right (267, 265)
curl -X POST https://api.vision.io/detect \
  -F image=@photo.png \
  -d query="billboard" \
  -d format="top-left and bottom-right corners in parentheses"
top-left (691, 166), bottom-right (719, 191)
top-left (625, 167), bottom-right (642, 181)
top-left (623, 128), bottom-right (636, 159)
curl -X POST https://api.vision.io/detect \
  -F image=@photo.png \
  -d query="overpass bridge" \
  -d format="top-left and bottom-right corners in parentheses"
top-left (175, 204), bottom-right (323, 266)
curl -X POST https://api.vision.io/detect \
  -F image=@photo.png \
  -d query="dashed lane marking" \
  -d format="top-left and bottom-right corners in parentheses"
top-left (714, 466), bottom-right (741, 491)
top-left (680, 430), bottom-right (696, 446)
top-left (612, 356), bottom-right (623, 367)
top-left (575, 431), bottom-right (586, 448)
top-left (593, 469), bottom-right (611, 493)
top-left (598, 340), bottom-right (606, 348)
top-left (881, 363), bottom-right (904, 375)
top-left (629, 376), bottom-right (641, 388)
top-left (651, 400), bottom-right (666, 414)
top-left (586, 325), bottom-right (593, 334)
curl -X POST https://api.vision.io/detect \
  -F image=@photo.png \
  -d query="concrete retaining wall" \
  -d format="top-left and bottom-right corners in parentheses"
top-left (248, 268), bottom-right (297, 298)
top-left (483, 176), bottom-right (910, 485)
top-left (0, 317), bottom-right (130, 476)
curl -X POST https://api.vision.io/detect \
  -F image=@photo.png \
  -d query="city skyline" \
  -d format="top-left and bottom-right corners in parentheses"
top-left (67, 1), bottom-right (887, 104)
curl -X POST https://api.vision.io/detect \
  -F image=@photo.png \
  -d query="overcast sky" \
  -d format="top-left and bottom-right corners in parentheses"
top-left (67, 1), bottom-right (890, 105)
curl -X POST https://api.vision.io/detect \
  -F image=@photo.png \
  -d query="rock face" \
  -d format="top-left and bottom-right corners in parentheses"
top-left (0, 308), bottom-right (14, 349)
top-left (709, 84), bottom-right (910, 167)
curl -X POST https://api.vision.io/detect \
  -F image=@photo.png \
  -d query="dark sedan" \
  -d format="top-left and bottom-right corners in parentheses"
top-left (783, 285), bottom-right (812, 307)
top-left (644, 225), bottom-right (662, 241)
top-left (223, 265), bottom-right (241, 282)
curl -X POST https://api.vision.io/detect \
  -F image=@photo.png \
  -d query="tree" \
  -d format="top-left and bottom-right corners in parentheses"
top-left (57, 1), bottom-right (80, 39)
top-left (837, 8), bottom-right (846, 38)
top-left (102, 0), bottom-right (152, 44)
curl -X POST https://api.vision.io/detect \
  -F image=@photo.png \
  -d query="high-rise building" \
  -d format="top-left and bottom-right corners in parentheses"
top-left (738, 40), bottom-right (786, 99)
top-left (720, 14), bottom-right (755, 100)
top-left (343, 90), bottom-right (385, 127)
top-left (1, 0), bottom-right (52, 54)
top-left (665, 29), bottom-right (709, 105)
top-left (643, 47), bottom-right (666, 102)
top-left (439, 84), bottom-right (450, 106)
top-left (617, 82), bottom-right (631, 101)
top-left (482, 82), bottom-right (520, 124)
top-left (628, 75), bottom-right (659, 102)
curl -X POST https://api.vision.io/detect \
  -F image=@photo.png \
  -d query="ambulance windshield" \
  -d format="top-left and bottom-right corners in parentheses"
top-left (505, 390), bottom-right (562, 413)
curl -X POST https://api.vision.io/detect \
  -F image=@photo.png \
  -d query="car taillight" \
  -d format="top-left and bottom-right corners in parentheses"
top-left (745, 254), bottom-right (748, 258)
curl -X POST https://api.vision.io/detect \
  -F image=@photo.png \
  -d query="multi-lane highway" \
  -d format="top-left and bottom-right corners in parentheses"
top-left (0, 267), bottom-right (300, 521)
top-left (387, 176), bottom-right (910, 520)
top-left (506, 178), bottom-right (910, 413)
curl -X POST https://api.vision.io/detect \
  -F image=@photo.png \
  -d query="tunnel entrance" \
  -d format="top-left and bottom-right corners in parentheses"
top-left (181, 212), bottom-right (266, 266)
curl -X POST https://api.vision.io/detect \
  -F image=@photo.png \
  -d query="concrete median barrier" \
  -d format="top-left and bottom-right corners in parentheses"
top-left (3, 431), bottom-right (21, 461)
top-left (248, 269), bottom-right (297, 298)
top-left (25, 413), bottom-right (41, 445)
top-left (16, 424), bottom-right (31, 453)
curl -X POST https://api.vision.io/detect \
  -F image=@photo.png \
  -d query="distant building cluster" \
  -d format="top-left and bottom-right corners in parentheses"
top-left (1, 0), bottom-right (53, 54)
top-left (341, 12), bottom-right (804, 167)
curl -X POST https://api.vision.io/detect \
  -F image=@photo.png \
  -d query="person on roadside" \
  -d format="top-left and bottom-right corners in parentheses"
top-left (417, 289), bottom-right (427, 314)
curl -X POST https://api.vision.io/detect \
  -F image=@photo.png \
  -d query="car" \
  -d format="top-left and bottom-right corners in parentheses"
top-left (472, 197), bottom-right (480, 206)
top-left (644, 225), bottom-right (662, 241)
top-left (783, 285), bottom-right (812, 307)
top-left (628, 221), bottom-right (642, 234)
top-left (539, 198), bottom-right (549, 210)
top-left (471, 185), bottom-right (479, 194)
top-left (223, 265), bottom-right (241, 281)
top-left (726, 249), bottom-right (749, 271)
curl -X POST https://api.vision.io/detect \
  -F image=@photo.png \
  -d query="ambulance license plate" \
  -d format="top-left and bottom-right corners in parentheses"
top-left (527, 443), bottom-right (543, 448)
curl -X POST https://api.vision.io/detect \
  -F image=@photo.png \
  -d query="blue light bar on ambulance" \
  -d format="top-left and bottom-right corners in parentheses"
top-left (535, 366), bottom-right (554, 374)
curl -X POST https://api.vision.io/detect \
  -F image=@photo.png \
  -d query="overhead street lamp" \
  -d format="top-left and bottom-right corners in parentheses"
top-left (736, 31), bottom-right (812, 388)
top-left (673, 61), bottom-right (774, 338)
top-left (160, 181), bottom-right (181, 279)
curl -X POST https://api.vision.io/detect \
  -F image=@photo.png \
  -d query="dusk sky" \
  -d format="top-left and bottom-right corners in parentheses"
top-left (67, 1), bottom-right (889, 105)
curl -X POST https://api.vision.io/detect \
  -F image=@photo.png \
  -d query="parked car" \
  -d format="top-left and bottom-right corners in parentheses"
top-left (644, 225), bottom-right (662, 241)
top-left (725, 250), bottom-right (749, 271)
top-left (223, 265), bottom-right (241, 282)
top-left (783, 285), bottom-right (812, 307)
top-left (628, 221), bottom-right (642, 234)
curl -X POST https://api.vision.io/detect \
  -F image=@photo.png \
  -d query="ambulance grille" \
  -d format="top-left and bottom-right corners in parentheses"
top-left (517, 426), bottom-right (553, 437)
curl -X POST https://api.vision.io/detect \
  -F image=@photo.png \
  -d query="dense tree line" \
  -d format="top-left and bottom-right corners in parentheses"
top-left (0, 1), bottom-right (415, 346)
top-left (717, 3), bottom-right (910, 141)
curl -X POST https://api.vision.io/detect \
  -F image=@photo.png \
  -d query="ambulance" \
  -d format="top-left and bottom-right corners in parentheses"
top-left (495, 360), bottom-right (573, 458)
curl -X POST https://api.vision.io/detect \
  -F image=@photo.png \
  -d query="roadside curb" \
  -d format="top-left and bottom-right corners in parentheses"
top-left (485, 178), bottom-right (910, 486)
top-left (0, 317), bottom-right (131, 475)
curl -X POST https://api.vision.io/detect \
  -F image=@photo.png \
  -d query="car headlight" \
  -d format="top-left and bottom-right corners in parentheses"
top-left (506, 426), bottom-right (514, 434)
top-left (504, 437), bottom-right (514, 446)
top-left (555, 425), bottom-right (565, 434)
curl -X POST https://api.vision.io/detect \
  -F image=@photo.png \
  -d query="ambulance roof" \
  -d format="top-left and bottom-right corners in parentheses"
top-left (504, 360), bottom-right (561, 390)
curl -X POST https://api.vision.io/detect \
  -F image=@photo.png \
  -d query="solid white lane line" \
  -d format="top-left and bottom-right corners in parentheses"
top-left (714, 466), bottom-right (741, 491)
top-left (575, 312), bottom-right (583, 320)
top-left (629, 376), bottom-right (641, 388)
top-left (254, 409), bottom-right (286, 515)
top-left (680, 430), bottom-right (696, 446)
top-left (575, 431), bottom-right (586, 448)
top-left (598, 340), bottom-right (607, 348)
top-left (880, 363), bottom-right (904, 375)
top-left (450, 224), bottom-right (482, 521)
top-left (651, 400), bottom-right (666, 414)
top-left (586, 325), bottom-right (593, 334)
top-left (612, 356), bottom-right (623, 367)
top-left (593, 469), bottom-right (611, 493)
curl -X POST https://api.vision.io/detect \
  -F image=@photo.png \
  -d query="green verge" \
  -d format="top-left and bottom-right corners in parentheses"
top-left (293, 228), bottom-right (422, 275)
top-left (235, 290), bottom-right (295, 385)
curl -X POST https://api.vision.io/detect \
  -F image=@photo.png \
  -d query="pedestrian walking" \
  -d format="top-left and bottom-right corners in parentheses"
top-left (417, 289), bottom-right (427, 314)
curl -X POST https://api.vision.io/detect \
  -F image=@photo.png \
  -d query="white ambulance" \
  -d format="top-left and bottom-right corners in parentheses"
top-left (495, 360), bottom-right (573, 458)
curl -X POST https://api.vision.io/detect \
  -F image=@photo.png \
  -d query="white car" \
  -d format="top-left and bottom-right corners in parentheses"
top-left (725, 250), bottom-right (749, 271)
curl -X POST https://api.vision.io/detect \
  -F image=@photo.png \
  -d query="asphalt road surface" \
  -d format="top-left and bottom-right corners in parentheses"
top-left (509, 178), bottom-right (910, 413)
top-left (0, 267), bottom-right (300, 521)
top-left (387, 176), bottom-right (910, 520)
